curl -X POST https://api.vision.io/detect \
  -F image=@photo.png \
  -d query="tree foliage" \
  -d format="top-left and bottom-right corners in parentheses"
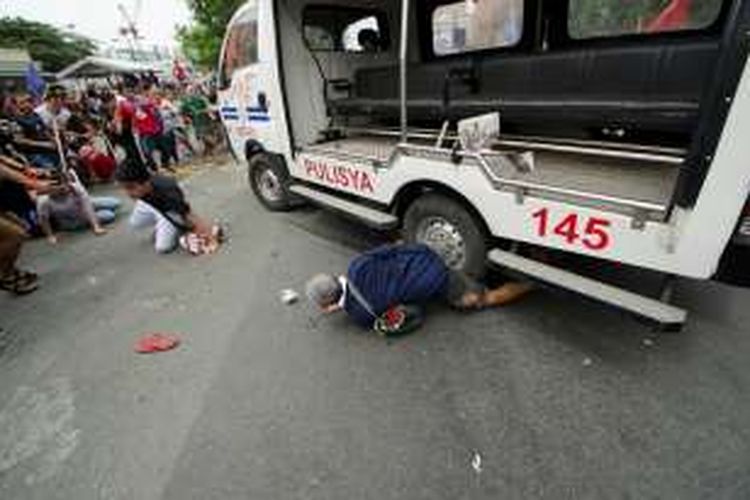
top-left (570, 0), bottom-right (722, 38)
top-left (178, 0), bottom-right (245, 70)
top-left (0, 17), bottom-right (96, 73)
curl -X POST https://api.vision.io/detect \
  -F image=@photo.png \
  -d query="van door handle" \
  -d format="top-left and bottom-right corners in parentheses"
top-left (257, 92), bottom-right (268, 111)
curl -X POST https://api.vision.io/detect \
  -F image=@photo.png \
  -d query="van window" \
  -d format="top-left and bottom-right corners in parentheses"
top-left (303, 6), bottom-right (389, 52)
top-left (569, 0), bottom-right (724, 39)
top-left (220, 4), bottom-right (259, 87)
top-left (432, 0), bottom-right (524, 56)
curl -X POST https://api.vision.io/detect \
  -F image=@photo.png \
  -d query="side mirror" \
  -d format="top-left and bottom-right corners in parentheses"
top-left (217, 69), bottom-right (231, 91)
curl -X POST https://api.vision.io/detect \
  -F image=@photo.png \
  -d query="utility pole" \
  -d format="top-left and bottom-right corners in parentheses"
top-left (117, 0), bottom-right (143, 61)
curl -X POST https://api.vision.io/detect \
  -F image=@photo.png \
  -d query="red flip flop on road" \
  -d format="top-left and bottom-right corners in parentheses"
top-left (134, 333), bottom-right (181, 354)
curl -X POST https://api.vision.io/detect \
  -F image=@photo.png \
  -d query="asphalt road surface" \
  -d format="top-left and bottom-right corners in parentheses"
top-left (1, 163), bottom-right (750, 500)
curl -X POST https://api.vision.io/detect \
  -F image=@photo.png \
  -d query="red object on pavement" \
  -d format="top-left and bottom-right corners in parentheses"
top-left (648, 0), bottom-right (691, 33)
top-left (134, 333), bottom-right (181, 354)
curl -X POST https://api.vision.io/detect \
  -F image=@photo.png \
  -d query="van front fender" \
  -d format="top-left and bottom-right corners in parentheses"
top-left (244, 139), bottom-right (265, 163)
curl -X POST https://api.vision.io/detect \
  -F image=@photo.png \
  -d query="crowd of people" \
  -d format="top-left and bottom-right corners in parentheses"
top-left (0, 75), bottom-right (224, 296)
top-left (0, 76), bottom-right (529, 336)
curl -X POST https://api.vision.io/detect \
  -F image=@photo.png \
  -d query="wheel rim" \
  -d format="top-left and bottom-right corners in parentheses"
top-left (256, 168), bottom-right (283, 202)
top-left (415, 216), bottom-right (467, 269)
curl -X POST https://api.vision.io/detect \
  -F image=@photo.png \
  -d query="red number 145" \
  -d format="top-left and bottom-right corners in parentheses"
top-left (532, 208), bottom-right (612, 251)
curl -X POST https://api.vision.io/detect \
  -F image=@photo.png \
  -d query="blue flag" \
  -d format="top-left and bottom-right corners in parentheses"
top-left (25, 62), bottom-right (46, 103)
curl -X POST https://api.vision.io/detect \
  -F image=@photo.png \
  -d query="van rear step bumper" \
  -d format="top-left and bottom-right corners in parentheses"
top-left (289, 185), bottom-right (398, 230)
top-left (488, 249), bottom-right (687, 328)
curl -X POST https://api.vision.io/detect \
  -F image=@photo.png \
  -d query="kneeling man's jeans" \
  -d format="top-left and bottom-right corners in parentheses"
top-left (129, 200), bottom-right (180, 253)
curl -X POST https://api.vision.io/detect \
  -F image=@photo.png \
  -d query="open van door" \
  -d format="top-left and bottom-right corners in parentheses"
top-left (217, 0), bottom-right (289, 160)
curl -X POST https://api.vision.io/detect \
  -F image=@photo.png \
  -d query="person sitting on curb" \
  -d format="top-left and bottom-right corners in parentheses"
top-left (305, 243), bottom-right (533, 336)
top-left (114, 160), bottom-right (221, 255)
top-left (37, 171), bottom-right (121, 244)
top-left (0, 158), bottom-right (57, 295)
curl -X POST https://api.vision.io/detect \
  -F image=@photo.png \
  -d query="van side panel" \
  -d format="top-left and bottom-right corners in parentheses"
top-left (665, 58), bottom-right (750, 278)
top-left (218, 0), bottom-right (292, 161)
top-left (294, 56), bottom-right (750, 280)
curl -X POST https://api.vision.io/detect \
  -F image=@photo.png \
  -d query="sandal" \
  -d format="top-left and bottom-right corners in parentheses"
top-left (0, 269), bottom-right (39, 296)
top-left (16, 269), bottom-right (38, 282)
top-left (134, 333), bottom-right (180, 354)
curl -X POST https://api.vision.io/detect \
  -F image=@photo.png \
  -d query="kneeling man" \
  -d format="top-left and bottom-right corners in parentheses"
top-left (306, 243), bottom-right (532, 335)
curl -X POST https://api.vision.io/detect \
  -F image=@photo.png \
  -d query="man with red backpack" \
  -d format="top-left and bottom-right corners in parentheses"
top-left (306, 244), bottom-right (532, 336)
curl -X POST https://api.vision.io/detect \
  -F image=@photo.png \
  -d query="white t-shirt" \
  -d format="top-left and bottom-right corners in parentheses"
top-left (34, 103), bottom-right (71, 130)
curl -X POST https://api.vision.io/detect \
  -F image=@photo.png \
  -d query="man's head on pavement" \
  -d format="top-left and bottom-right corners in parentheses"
top-left (306, 274), bottom-right (343, 313)
top-left (115, 161), bottom-right (152, 199)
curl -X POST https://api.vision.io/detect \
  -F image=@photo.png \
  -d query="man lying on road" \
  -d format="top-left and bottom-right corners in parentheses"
top-left (306, 243), bottom-right (533, 335)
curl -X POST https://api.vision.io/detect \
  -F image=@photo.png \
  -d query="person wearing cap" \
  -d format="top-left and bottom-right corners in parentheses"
top-left (34, 86), bottom-right (72, 131)
top-left (11, 93), bottom-right (59, 169)
top-left (306, 243), bottom-right (532, 335)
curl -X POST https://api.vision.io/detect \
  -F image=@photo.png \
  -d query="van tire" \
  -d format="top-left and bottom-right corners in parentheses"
top-left (403, 194), bottom-right (487, 278)
top-left (248, 154), bottom-right (292, 211)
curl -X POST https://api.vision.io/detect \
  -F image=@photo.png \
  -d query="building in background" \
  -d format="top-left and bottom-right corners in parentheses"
top-left (1, 49), bottom-right (38, 85)
top-left (98, 42), bottom-right (181, 76)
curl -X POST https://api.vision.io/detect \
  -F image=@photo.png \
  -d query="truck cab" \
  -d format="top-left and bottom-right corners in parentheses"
top-left (218, 0), bottom-right (750, 328)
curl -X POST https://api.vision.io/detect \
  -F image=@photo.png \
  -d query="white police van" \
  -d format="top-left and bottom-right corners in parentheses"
top-left (219, 0), bottom-right (750, 328)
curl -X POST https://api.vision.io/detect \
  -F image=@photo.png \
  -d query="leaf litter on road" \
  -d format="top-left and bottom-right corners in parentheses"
top-left (471, 452), bottom-right (482, 474)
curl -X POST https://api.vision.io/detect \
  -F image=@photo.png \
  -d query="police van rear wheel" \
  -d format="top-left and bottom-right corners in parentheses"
top-left (404, 194), bottom-right (487, 278)
top-left (249, 154), bottom-right (292, 211)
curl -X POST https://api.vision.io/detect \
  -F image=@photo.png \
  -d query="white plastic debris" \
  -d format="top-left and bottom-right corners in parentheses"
top-left (471, 452), bottom-right (483, 473)
top-left (642, 338), bottom-right (655, 348)
top-left (582, 357), bottom-right (593, 367)
top-left (280, 289), bottom-right (300, 305)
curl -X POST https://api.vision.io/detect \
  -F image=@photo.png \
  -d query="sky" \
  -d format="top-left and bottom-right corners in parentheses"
top-left (0, 0), bottom-right (192, 47)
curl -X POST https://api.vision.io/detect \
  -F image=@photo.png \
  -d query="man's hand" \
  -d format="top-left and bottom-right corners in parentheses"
top-left (186, 213), bottom-right (215, 240)
top-left (481, 282), bottom-right (534, 308)
top-left (13, 136), bottom-right (56, 151)
top-left (30, 179), bottom-right (62, 195)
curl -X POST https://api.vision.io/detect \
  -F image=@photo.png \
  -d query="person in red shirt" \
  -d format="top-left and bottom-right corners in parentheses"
top-left (172, 59), bottom-right (188, 83)
top-left (133, 88), bottom-right (165, 171)
top-left (112, 84), bottom-right (147, 175)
